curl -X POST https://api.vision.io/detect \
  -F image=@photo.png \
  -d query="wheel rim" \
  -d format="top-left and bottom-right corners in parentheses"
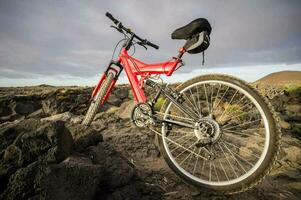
top-left (161, 80), bottom-right (270, 186)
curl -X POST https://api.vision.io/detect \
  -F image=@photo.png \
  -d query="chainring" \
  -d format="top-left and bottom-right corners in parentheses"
top-left (131, 103), bottom-right (154, 128)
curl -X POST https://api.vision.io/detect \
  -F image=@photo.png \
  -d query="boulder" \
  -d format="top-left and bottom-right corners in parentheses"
top-left (66, 123), bottom-right (103, 151)
top-left (70, 115), bottom-right (84, 124)
top-left (0, 106), bottom-right (12, 118)
top-left (40, 112), bottom-right (74, 122)
top-left (0, 161), bottom-right (43, 200)
top-left (26, 108), bottom-right (46, 119)
top-left (41, 88), bottom-right (91, 115)
top-left (12, 120), bottom-right (74, 164)
top-left (107, 94), bottom-right (123, 106)
top-left (283, 146), bottom-right (301, 164)
top-left (116, 100), bottom-right (135, 119)
top-left (0, 120), bottom-right (74, 198)
top-left (106, 106), bottom-right (119, 114)
top-left (114, 87), bottom-right (129, 100)
top-left (279, 119), bottom-right (291, 130)
top-left (14, 101), bottom-right (41, 116)
top-left (285, 104), bottom-right (301, 113)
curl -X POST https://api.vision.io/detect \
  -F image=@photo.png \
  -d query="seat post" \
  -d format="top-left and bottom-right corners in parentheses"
top-left (176, 47), bottom-right (185, 59)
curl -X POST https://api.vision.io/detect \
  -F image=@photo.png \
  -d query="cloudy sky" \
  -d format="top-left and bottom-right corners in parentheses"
top-left (0, 0), bottom-right (300, 86)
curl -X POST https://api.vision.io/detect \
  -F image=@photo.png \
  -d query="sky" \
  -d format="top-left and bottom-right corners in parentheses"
top-left (0, 0), bottom-right (301, 86)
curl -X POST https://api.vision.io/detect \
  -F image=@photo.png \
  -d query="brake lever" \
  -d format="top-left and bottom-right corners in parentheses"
top-left (110, 25), bottom-right (123, 33)
top-left (137, 41), bottom-right (147, 50)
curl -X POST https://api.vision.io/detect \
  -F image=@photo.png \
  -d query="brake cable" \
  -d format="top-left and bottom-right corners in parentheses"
top-left (110, 28), bottom-right (129, 60)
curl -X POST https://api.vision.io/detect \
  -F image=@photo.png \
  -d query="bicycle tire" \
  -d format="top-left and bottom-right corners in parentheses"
top-left (158, 74), bottom-right (281, 194)
top-left (82, 72), bottom-right (115, 126)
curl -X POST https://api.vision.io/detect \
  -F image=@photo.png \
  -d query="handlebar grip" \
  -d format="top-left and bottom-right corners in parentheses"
top-left (105, 12), bottom-right (119, 24)
top-left (146, 41), bottom-right (159, 50)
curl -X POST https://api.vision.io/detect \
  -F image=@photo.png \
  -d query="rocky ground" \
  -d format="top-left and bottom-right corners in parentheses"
top-left (0, 83), bottom-right (300, 200)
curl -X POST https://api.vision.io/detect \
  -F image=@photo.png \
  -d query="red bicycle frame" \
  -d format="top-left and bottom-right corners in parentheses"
top-left (91, 47), bottom-right (186, 107)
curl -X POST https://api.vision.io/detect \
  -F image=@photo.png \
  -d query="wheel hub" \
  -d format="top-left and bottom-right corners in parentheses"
top-left (194, 118), bottom-right (221, 144)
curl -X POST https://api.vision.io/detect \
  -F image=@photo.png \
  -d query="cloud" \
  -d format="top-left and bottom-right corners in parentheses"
top-left (0, 0), bottom-right (300, 84)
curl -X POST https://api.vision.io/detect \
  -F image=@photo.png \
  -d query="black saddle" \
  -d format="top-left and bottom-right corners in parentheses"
top-left (171, 18), bottom-right (211, 40)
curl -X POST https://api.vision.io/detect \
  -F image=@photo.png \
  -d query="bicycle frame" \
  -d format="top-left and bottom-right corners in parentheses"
top-left (91, 47), bottom-right (186, 107)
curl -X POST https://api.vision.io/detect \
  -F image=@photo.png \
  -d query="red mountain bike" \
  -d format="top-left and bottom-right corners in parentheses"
top-left (82, 12), bottom-right (280, 194)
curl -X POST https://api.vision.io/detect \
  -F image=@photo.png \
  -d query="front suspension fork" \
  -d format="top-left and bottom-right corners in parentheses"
top-left (91, 60), bottom-right (123, 105)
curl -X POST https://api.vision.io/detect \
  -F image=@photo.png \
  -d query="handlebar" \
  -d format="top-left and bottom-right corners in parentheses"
top-left (105, 12), bottom-right (159, 50)
top-left (146, 40), bottom-right (159, 50)
top-left (105, 12), bottom-right (119, 25)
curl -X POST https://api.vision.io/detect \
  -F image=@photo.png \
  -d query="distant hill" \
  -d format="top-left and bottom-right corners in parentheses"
top-left (255, 71), bottom-right (301, 85)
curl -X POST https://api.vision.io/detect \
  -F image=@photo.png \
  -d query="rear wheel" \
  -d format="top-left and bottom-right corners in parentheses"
top-left (158, 74), bottom-right (281, 193)
top-left (82, 72), bottom-right (114, 126)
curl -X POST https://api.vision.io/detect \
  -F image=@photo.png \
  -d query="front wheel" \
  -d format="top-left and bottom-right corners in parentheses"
top-left (82, 72), bottom-right (115, 126)
top-left (158, 74), bottom-right (281, 194)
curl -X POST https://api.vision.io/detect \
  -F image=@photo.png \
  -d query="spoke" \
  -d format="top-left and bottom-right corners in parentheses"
top-left (182, 92), bottom-right (200, 117)
top-left (227, 147), bottom-right (255, 167)
top-left (172, 104), bottom-right (190, 118)
top-left (152, 129), bottom-right (208, 161)
top-left (203, 84), bottom-right (210, 114)
top-left (201, 158), bottom-right (206, 174)
top-left (188, 88), bottom-right (201, 116)
top-left (224, 130), bottom-right (264, 139)
top-left (170, 135), bottom-right (195, 153)
top-left (222, 140), bottom-right (260, 159)
top-left (214, 86), bottom-right (229, 110)
top-left (212, 145), bottom-right (222, 181)
top-left (174, 142), bottom-right (196, 160)
top-left (219, 159), bottom-right (229, 181)
top-left (193, 148), bottom-right (203, 174)
top-left (219, 90), bottom-right (238, 120)
top-left (180, 146), bottom-right (196, 165)
top-left (218, 143), bottom-right (238, 178)
top-left (224, 131), bottom-right (255, 139)
top-left (212, 83), bottom-right (221, 114)
top-left (222, 102), bottom-right (256, 123)
top-left (222, 109), bottom-right (258, 124)
top-left (196, 85), bottom-right (202, 115)
top-left (213, 161), bottom-right (219, 182)
top-left (231, 127), bottom-right (264, 132)
top-left (235, 101), bottom-right (254, 112)
top-left (187, 146), bottom-right (197, 166)
top-left (168, 133), bottom-right (193, 145)
top-left (234, 95), bottom-right (246, 106)
top-left (209, 160), bottom-right (212, 181)
top-left (222, 142), bottom-right (247, 173)
top-left (167, 133), bottom-right (194, 148)
top-left (222, 119), bottom-right (261, 131)
top-left (210, 84), bottom-right (214, 114)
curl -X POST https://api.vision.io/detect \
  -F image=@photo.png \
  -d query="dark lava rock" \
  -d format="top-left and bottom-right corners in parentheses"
top-left (0, 120), bottom-right (74, 197)
top-left (11, 120), bottom-right (74, 164)
top-left (26, 109), bottom-right (46, 119)
top-left (114, 87), bottom-right (129, 100)
top-left (43, 161), bottom-right (105, 200)
top-left (41, 88), bottom-right (92, 115)
top-left (0, 161), bottom-right (45, 200)
top-left (0, 106), bottom-right (12, 118)
top-left (0, 115), bottom-right (163, 199)
top-left (107, 94), bottom-right (123, 106)
top-left (66, 123), bottom-right (104, 152)
top-left (42, 145), bottom-right (162, 200)
top-left (14, 101), bottom-right (41, 116)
